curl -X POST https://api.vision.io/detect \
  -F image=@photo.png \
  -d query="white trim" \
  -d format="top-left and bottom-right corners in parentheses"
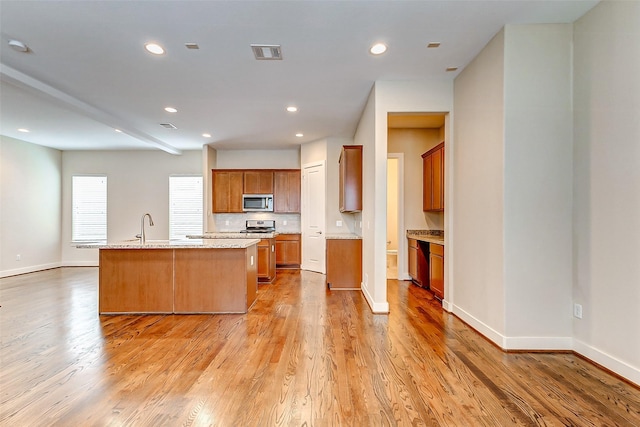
top-left (0, 262), bottom-right (62, 278)
top-left (452, 303), bottom-right (506, 347)
top-left (386, 249), bottom-right (397, 255)
top-left (361, 285), bottom-right (390, 313)
top-left (441, 298), bottom-right (454, 312)
top-left (573, 339), bottom-right (640, 387)
top-left (387, 153), bottom-right (405, 280)
top-left (63, 261), bottom-right (99, 267)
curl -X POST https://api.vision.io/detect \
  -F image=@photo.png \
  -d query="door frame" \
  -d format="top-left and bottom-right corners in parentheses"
top-left (387, 153), bottom-right (408, 280)
top-left (301, 160), bottom-right (326, 273)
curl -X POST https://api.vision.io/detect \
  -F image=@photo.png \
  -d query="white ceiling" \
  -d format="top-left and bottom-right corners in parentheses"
top-left (0, 1), bottom-right (598, 155)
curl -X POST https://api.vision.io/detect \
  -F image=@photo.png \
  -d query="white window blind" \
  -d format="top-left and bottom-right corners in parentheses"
top-left (72, 176), bottom-right (107, 242)
top-left (169, 176), bottom-right (203, 240)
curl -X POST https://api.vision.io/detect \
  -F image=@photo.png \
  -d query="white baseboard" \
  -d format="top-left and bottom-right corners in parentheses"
top-left (504, 336), bottom-right (572, 351)
top-left (361, 284), bottom-right (390, 314)
top-left (573, 338), bottom-right (640, 387)
top-left (0, 262), bottom-right (62, 278)
top-left (452, 303), bottom-right (506, 347)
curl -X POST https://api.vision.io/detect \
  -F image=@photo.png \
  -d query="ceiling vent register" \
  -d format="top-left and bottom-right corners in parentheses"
top-left (160, 123), bottom-right (177, 129)
top-left (251, 44), bottom-right (282, 60)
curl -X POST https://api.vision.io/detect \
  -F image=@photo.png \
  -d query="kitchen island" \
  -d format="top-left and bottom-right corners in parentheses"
top-left (78, 239), bottom-right (259, 314)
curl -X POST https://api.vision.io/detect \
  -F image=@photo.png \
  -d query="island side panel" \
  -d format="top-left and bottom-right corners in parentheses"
top-left (245, 243), bottom-right (258, 308)
top-left (174, 247), bottom-right (256, 313)
top-left (99, 249), bottom-right (174, 314)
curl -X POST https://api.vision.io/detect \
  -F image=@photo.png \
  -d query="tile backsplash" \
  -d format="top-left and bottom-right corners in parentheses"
top-left (212, 213), bottom-right (301, 233)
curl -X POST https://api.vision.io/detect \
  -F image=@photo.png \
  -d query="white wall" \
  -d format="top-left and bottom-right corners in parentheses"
top-left (356, 80), bottom-right (453, 313)
top-left (326, 138), bottom-right (359, 235)
top-left (572, 0), bottom-right (640, 385)
top-left (203, 145), bottom-right (217, 232)
top-left (387, 128), bottom-right (442, 231)
top-left (61, 150), bottom-right (202, 265)
top-left (503, 24), bottom-right (574, 348)
top-left (452, 30), bottom-right (506, 340)
top-left (215, 149), bottom-right (299, 169)
top-left (0, 136), bottom-right (62, 277)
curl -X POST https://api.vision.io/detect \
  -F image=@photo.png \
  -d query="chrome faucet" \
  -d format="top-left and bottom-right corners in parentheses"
top-left (137, 213), bottom-right (154, 244)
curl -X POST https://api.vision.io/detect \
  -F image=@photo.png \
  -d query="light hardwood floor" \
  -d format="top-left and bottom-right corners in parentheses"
top-left (1, 267), bottom-right (639, 426)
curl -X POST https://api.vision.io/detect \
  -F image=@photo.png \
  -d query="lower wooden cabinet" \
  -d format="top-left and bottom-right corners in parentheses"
top-left (408, 239), bottom-right (428, 288)
top-left (276, 234), bottom-right (301, 268)
top-left (326, 239), bottom-right (362, 289)
top-left (257, 238), bottom-right (276, 283)
top-left (429, 244), bottom-right (444, 300)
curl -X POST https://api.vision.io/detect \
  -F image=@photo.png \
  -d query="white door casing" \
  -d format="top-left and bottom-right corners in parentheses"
top-left (301, 161), bottom-right (326, 273)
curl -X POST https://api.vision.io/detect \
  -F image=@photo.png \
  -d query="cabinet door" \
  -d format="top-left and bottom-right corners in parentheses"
top-left (339, 146), bottom-right (363, 213)
top-left (244, 171), bottom-right (274, 194)
top-left (429, 244), bottom-right (444, 300)
top-left (274, 170), bottom-right (301, 213)
top-left (257, 244), bottom-right (269, 279)
top-left (326, 239), bottom-right (362, 289)
top-left (408, 240), bottom-right (418, 281)
top-left (432, 147), bottom-right (444, 210)
top-left (212, 171), bottom-right (243, 213)
top-left (276, 234), bottom-right (301, 267)
top-left (422, 155), bottom-right (433, 211)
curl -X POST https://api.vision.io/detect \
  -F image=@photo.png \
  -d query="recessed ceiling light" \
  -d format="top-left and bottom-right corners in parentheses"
top-left (286, 106), bottom-right (298, 112)
top-left (114, 129), bottom-right (122, 133)
top-left (8, 39), bottom-right (29, 53)
top-left (202, 133), bottom-right (211, 138)
top-left (427, 42), bottom-right (441, 48)
top-left (446, 67), bottom-right (459, 72)
top-left (164, 107), bottom-right (177, 113)
top-left (145, 43), bottom-right (165, 55)
top-left (295, 133), bottom-right (303, 138)
top-left (369, 43), bottom-right (387, 55)
top-left (17, 128), bottom-right (30, 133)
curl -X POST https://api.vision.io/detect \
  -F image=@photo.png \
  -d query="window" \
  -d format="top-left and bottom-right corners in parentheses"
top-left (72, 176), bottom-right (107, 242)
top-left (169, 176), bottom-right (203, 240)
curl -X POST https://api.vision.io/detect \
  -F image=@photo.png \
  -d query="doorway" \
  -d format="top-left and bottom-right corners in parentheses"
top-left (387, 156), bottom-right (401, 279)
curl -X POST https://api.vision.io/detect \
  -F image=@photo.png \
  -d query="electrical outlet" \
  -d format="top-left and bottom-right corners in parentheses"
top-left (225, 220), bottom-right (230, 226)
top-left (573, 303), bottom-right (583, 319)
top-left (16, 254), bottom-right (21, 261)
top-left (336, 220), bottom-right (342, 227)
top-left (283, 220), bottom-right (287, 225)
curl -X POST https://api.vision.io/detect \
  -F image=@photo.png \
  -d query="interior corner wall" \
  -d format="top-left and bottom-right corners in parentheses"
top-left (452, 29), bottom-right (506, 343)
top-left (572, 0), bottom-right (640, 385)
top-left (502, 24), bottom-right (574, 349)
top-left (0, 136), bottom-right (62, 277)
top-left (61, 150), bottom-right (201, 265)
top-left (204, 145), bottom-right (217, 232)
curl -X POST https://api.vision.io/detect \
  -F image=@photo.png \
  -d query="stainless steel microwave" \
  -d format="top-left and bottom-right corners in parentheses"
top-left (242, 194), bottom-right (273, 212)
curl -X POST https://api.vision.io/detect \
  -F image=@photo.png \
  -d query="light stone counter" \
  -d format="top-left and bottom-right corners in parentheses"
top-left (325, 233), bottom-right (362, 240)
top-left (406, 230), bottom-right (444, 245)
top-left (77, 238), bottom-right (260, 249)
top-left (188, 232), bottom-right (277, 239)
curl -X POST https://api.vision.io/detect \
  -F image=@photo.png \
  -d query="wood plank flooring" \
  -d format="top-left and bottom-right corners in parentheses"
top-left (1, 267), bottom-right (639, 426)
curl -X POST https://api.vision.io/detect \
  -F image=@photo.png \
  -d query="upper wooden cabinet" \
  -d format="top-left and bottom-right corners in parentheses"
top-left (243, 171), bottom-right (274, 194)
top-left (274, 170), bottom-right (301, 213)
top-left (339, 145), bottom-right (363, 213)
top-left (422, 142), bottom-right (444, 212)
top-left (212, 170), bottom-right (243, 213)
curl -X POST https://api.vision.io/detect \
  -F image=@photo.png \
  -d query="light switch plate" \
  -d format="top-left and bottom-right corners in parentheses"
top-left (336, 220), bottom-right (342, 227)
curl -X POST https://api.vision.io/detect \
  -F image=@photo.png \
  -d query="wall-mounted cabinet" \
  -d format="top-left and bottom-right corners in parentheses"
top-left (422, 142), bottom-right (444, 212)
top-left (339, 145), bottom-right (363, 213)
top-left (244, 171), bottom-right (274, 194)
top-left (212, 170), bottom-right (244, 213)
top-left (212, 169), bottom-right (300, 214)
top-left (274, 170), bottom-right (301, 213)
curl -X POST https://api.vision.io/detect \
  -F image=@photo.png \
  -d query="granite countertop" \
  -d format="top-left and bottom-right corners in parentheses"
top-left (406, 230), bottom-right (444, 245)
top-left (76, 238), bottom-right (261, 249)
top-left (325, 233), bottom-right (362, 240)
top-left (188, 232), bottom-right (278, 239)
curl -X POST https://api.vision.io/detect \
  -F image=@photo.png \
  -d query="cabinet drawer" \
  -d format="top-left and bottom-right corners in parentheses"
top-left (430, 243), bottom-right (444, 256)
top-left (276, 234), bottom-right (300, 242)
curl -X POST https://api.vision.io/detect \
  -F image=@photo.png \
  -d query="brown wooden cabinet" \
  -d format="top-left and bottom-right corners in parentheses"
top-left (274, 170), bottom-right (301, 213)
top-left (408, 238), bottom-right (428, 288)
top-left (326, 238), bottom-right (362, 289)
top-left (244, 171), bottom-right (274, 194)
top-left (422, 142), bottom-right (445, 212)
top-left (339, 145), bottom-right (363, 213)
top-left (275, 234), bottom-right (301, 268)
top-left (257, 238), bottom-right (276, 283)
top-left (429, 243), bottom-right (444, 300)
top-left (212, 170), bottom-right (243, 213)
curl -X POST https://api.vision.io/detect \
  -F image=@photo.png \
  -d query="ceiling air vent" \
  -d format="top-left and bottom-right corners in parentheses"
top-left (185, 43), bottom-right (199, 50)
top-left (160, 123), bottom-right (177, 129)
top-left (251, 44), bottom-right (282, 60)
